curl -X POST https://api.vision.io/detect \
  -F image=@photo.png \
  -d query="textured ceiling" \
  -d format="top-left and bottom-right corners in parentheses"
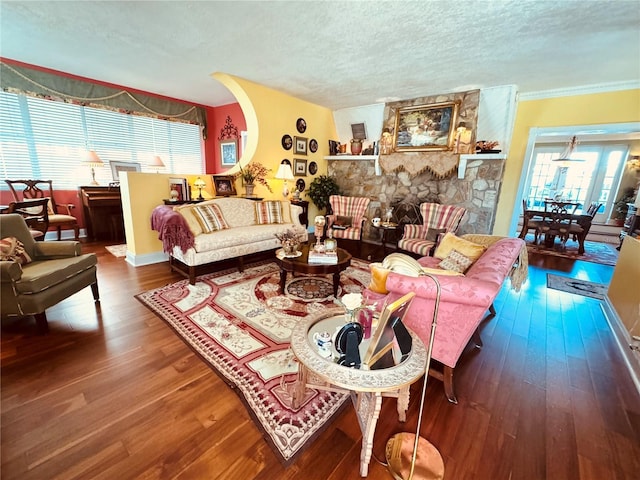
top-left (1, 1), bottom-right (639, 110)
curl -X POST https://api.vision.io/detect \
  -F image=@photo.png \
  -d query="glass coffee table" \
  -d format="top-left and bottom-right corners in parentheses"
top-left (289, 313), bottom-right (427, 477)
top-left (274, 242), bottom-right (352, 298)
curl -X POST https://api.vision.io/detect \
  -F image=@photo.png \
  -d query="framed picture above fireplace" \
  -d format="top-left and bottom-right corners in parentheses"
top-left (392, 101), bottom-right (460, 152)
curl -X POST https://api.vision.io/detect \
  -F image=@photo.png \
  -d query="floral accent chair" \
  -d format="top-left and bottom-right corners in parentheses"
top-left (326, 195), bottom-right (371, 246)
top-left (398, 203), bottom-right (466, 257)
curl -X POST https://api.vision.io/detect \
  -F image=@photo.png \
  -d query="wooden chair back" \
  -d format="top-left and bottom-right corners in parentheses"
top-left (5, 179), bottom-right (58, 214)
top-left (5, 198), bottom-right (50, 240)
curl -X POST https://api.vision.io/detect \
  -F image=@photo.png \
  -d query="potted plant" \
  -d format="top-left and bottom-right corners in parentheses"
top-left (235, 161), bottom-right (273, 194)
top-left (307, 175), bottom-right (340, 212)
top-left (612, 187), bottom-right (636, 225)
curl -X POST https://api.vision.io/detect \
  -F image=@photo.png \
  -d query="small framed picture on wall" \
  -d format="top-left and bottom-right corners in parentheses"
top-left (220, 139), bottom-right (238, 165)
top-left (294, 136), bottom-right (307, 155)
top-left (294, 158), bottom-right (307, 176)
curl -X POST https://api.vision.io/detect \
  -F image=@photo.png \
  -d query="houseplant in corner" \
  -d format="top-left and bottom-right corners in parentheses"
top-left (307, 175), bottom-right (340, 213)
top-left (236, 161), bottom-right (273, 196)
top-left (612, 186), bottom-right (636, 225)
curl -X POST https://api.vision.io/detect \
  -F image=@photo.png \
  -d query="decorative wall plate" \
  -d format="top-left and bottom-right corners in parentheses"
top-left (296, 118), bottom-right (307, 133)
top-left (308, 161), bottom-right (318, 175)
top-left (296, 178), bottom-right (306, 192)
top-left (309, 138), bottom-right (318, 153)
top-left (281, 134), bottom-right (292, 150)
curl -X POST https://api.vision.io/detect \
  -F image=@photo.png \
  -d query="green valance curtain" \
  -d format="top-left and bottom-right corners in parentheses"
top-left (0, 61), bottom-right (208, 138)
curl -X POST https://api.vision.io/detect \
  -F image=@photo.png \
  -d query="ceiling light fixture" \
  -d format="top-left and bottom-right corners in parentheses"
top-left (552, 136), bottom-right (585, 163)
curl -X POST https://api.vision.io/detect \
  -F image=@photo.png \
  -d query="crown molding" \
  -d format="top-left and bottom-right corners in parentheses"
top-left (519, 81), bottom-right (640, 101)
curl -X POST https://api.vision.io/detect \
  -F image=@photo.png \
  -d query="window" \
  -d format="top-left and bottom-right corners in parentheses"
top-left (0, 91), bottom-right (203, 188)
top-left (523, 142), bottom-right (628, 222)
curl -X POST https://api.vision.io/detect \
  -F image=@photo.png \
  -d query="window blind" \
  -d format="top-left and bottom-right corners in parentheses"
top-left (0, 91), bottom-right (203, 189)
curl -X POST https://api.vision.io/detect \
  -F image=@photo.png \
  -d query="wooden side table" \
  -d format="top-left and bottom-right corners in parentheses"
top-left (289, 314), bottom-right (427, 477)
top-left (291, 199), bottom-right (309, 227)
top-left (372, 221), bottom-right (399, 256)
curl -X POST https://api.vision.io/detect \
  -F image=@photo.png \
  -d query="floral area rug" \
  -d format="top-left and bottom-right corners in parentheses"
top-left (547, 273), bottom-right (607, 300)
top-left (524, 234), bottom-right (619, 266)
top-left (105, 244), bottom-right (126, 257)
top-left (136, 259), bottom-right (371, 464)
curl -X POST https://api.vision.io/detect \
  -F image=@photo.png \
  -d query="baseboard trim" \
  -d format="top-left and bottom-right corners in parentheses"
top-left (601, 297), bottom-right (640, 395)
top-left (125, 251), bottom-right (169, 267)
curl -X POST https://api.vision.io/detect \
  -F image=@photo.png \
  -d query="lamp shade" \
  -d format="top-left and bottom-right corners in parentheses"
top-left (83, 150), bottom-right (103, 166)
top-left (275, 163), bottom-right (294, 180)
top-left (194, 177), bottom-right (206, 188)
top-left (150, 155), bottom-right (165, 167)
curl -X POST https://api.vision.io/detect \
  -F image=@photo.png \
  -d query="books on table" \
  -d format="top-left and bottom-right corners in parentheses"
top-left (308, 250), bottom-right (338, 264)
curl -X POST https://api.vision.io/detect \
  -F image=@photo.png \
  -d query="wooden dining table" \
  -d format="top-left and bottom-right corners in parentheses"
top-left (520, 208), bottom-right (592, 254)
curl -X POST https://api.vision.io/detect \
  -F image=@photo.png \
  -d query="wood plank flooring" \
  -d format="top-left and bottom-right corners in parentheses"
top-left (2, 240), bottom-right (639, 479)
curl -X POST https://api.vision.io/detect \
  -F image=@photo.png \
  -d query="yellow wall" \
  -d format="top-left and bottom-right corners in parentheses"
top-left (494, 88), bottom-right (640, 235)
top-left (122, 172), bottom-right (214, 257)
top-left (213, 73), bottom-right (337, 221)
top-left (608, 236), bottom-right (640, 337)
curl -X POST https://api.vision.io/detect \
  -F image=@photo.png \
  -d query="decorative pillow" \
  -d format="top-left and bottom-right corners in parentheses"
top-left (192, 204), bottom-right (229, 233)
top-left (434, 232), bottom-right (486, 261)
top-left (438, 249), bottom-right (474, 273)
top-left (368, 263), bottom-right (390, 294)
top-left (381, 253), bottom-right (424, 277)
top-left (424, 227), bottom-right (446, 242)
top-left (333, 215), bottom-right (353, 229)
top-left (0, 237), bottom-right (32, 264)
top-left (255, 201), bottom-right (283, 224)
top-left (174, 206), bottom-right (203, 235)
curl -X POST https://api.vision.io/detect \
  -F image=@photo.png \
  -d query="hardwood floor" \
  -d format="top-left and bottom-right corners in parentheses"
top-left (2, 240), bottom-right (639, 479)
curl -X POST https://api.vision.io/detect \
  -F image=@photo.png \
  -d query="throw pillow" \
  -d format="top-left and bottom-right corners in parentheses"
top-left (381, 253), bottom-right (424, 277)
top-left (255, 201), bottom-right (283, 224)
top-left (368, 263), bottom-right (390, 294)
top-left (192, 204), bottom-right (229, 233)
top-left (421, 266), bottom-right (464, 277)
top-left (0, 236), bottom-right (32, 264)
top-left (438, 249), bottom-right (474, 273)
top-left (434, 232), bottom-right (486, 261)
top-left (333, 215), bottom-right (353, 230)
top-left (424, 227), bottom-right (446, 242)
top-left (175, 206), bottom-right (203, 235)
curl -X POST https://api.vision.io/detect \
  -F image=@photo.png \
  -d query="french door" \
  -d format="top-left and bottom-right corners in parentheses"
top-left (523, 144), bottom-right (628, 222)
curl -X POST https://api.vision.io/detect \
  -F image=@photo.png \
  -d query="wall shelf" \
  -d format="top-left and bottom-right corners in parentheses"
top-left (458, 153), bottom-right (507, 179)
top-left (324, 155), bottom-right (381, 175)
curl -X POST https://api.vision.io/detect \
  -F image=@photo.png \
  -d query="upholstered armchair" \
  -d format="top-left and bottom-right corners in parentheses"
top-left (326, 195), bottom-right (371, 245)
top-left (0, 214), bottom-right (99, 333)
top-left (5, 179), bottom-right (80, 240)
top-left (397, 203), bottom-right (466, 256)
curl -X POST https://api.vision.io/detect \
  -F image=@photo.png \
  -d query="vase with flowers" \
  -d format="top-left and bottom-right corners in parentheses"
top-left (236, 161), bottom-right (273, 196)
top-left (275, 228), bottom-right (304, 257)
top-left (337, 292), bottom-right (376, 338)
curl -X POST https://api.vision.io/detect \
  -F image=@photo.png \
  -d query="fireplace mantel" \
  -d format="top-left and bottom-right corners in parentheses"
top-left (324, 155), bottom-right (381, 175)
top-left (458, 153), bottom-right (506, 179)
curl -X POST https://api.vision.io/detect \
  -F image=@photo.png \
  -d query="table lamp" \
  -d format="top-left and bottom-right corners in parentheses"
top-left (275, 161), bottom-right (295, 198)
top-left (194, 177), bottom-right (206, 201)
top-left (83, 150), bottom-right (104, 185)
top-left (150, 155), bottom-right (165, 173)
top-left (385, 273), bottom-right (445, 480)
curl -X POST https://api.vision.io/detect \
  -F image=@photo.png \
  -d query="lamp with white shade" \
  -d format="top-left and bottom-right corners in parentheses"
top-left (275, 160), bottom-right (295, 198)
top-left (83, 150), bottom-right (104, 185)
top-left (150, 155), bottom-right (165, 173)
top-left (193, 177), bottom-right (206, 201)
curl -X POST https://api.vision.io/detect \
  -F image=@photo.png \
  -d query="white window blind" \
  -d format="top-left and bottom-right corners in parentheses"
top-left (0, 90), bottom-right (203, 188)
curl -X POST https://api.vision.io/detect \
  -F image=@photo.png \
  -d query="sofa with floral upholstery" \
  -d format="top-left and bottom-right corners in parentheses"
top-left (151, 197), bottom-right (306, 284)
top-left (363, 233), bottom-right (528, 403)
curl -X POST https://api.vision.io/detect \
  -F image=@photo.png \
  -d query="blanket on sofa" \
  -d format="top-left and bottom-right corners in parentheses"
top-left (151, 205), bottom-right (194, 253)
top-left (461, 234), bottom-right (528, 292)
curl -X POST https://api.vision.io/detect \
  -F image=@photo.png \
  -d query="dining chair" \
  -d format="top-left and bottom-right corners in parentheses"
top-left (519, 199), bottom-right (544, 242)
top-left (5, 179), bottom-right (79, 240)
top-left (536, 211), bottom-right (572, 250)
top-left (567, 202), bottom-right (602, 253)
top-left (4, 198), bottom-right (50, 241)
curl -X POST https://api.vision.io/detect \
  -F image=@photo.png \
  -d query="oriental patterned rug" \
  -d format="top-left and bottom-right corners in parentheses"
top-left (105, 244), bottom-right (126, 257)
top-left (136, 259), bottom-right (371, 464)
top-left (524, 234), bottom-right (619, 266)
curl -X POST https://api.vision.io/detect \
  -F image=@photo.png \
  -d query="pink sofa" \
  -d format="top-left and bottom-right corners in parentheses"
top-left (364, 235), bottom-right (527, 403)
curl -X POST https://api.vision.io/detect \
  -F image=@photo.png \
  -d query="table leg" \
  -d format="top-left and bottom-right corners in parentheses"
top-left (291, 364), bottom-right (308, 410)
top-left (279, 269), bottom-right (287, 293)
top-left (397, 385), bottom-right (410, 422)
top-left (352, 391), bottom-right (383, 477)
top-left (332, 272), bottom-right (340, 297)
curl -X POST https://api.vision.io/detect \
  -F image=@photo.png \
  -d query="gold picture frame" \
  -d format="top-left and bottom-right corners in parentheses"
top-left (392, 101), bottom-right (460, 152)
top-left (212, 175), bottom-right (237, 196)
